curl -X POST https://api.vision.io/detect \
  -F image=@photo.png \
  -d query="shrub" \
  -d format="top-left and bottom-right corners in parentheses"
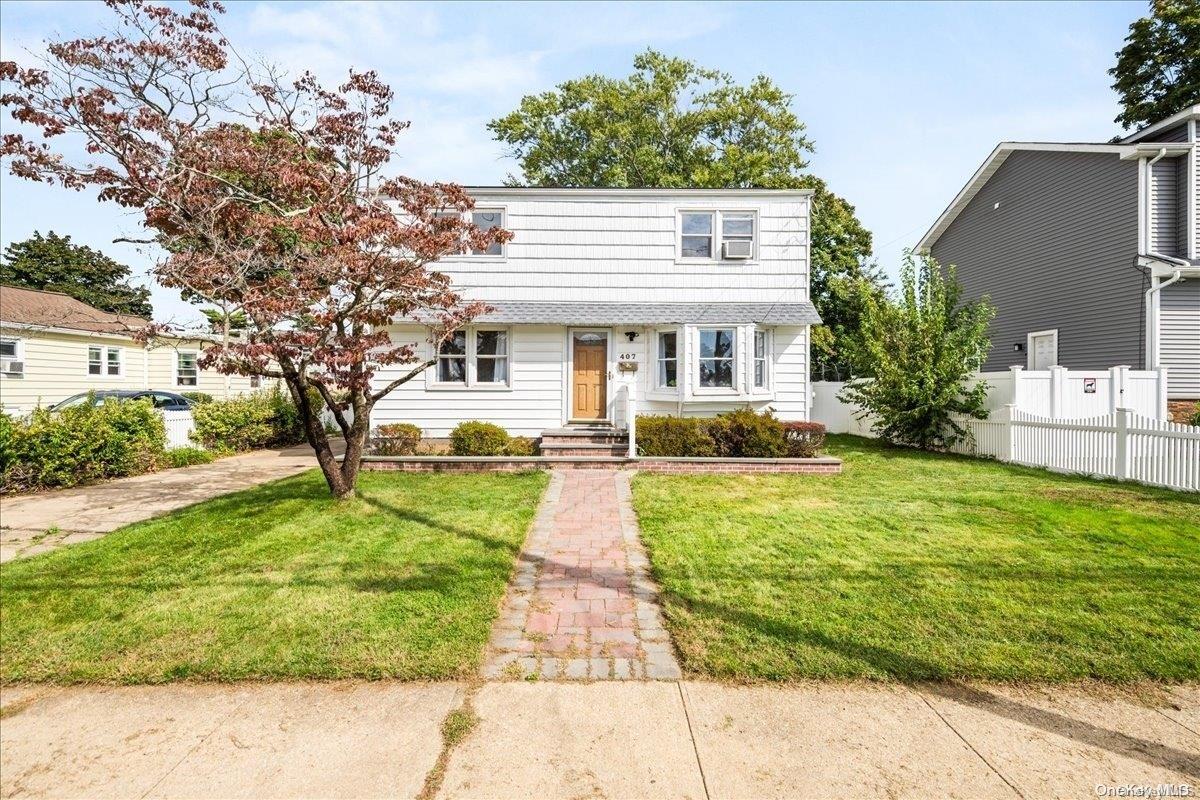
top-left (1, 398), bottom-right (166, 492)
top-left (372, 423), bottom-right (422, 456)
top-left (636, 416), bottom-right (717, 457)
top-left (161, 446), bottom-right (214, 468)
top-left (449, 421), bottom-right (510, 456)
top-left (1189, 405), bottom-right (1200, 427)
top-left (782, 421), bottom-right (826, 458)
top-left (504, 436), bottom-right (539, 456)
top-left (0, 412), bottom-right (15, 474)
top-left (190, 386), bottom-right (306, 453)
top-left (709, 407), bottom-right (787, 458)
top-left (181, 391), bottom-right (214, 405)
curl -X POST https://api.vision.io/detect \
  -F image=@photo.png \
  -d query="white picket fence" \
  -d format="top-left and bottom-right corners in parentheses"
top-left (947, 406), bottom-right (1200, 492)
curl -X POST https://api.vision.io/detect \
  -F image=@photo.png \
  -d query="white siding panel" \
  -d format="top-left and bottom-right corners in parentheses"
top-left (771, 326), bottom-right (810, 421)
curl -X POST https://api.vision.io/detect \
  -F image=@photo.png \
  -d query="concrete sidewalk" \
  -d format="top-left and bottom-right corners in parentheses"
top-left (2, 681), bottom-right (1196, 799)
top-left (0, 443), bottom-right (335, 562)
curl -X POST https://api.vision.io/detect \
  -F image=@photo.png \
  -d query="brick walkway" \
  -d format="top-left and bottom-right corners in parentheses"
top-left (482, 470), bottom-right (681, 681)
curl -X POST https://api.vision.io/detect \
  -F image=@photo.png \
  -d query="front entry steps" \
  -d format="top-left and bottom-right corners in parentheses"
top-left (539, 424), bottom-right (630, 457)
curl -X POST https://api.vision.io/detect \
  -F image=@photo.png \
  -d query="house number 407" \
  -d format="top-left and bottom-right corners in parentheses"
top-left (619, 353), bottom-right (638, 360)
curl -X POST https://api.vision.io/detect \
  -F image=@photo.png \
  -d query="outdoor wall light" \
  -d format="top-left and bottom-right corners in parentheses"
top-left (1013, 342), bottom-right (1025, 352)
top-left (625, 331), bottom-right (640, 342)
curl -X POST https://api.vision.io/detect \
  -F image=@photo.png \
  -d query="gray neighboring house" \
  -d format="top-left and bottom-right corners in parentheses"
top-left (917, 105), bottom-right (1199, 420)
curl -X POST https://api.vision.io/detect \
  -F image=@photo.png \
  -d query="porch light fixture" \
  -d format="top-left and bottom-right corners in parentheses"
top-left (1013, 342), bottom-right (1025, 352)
top-left (625, 331), bottom-right (640, 342)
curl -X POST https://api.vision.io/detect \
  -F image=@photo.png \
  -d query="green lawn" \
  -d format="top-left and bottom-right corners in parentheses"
top-left (1, 470), bottom-right (547, 683)
top-left (631, 435), bottom-right (1200, 683)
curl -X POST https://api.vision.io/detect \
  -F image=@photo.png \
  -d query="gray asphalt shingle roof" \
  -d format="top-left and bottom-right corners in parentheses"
top-left (469, 302), bottom-right (821, 325)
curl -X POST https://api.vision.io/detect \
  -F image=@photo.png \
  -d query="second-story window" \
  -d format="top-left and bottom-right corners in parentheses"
top-left (680, 212), bottom-right (714, 258)
top-left (722, 212), bottom-right (755, 257)
top-left (470, 209), bottom-right (504, 256)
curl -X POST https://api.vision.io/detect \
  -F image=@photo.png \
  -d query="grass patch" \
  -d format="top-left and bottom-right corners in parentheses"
top-left (1, 470), bottom-right (548, 683)
top-left (631, 435), bottom-right (1200, 683)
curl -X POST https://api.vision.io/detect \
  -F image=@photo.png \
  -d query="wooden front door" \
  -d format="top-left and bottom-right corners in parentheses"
top-left (572, 334), bottom-right (607, 420)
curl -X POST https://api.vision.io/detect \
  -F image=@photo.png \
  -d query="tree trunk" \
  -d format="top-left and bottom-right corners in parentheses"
top-left (284, 377), bottom-right (367, 500)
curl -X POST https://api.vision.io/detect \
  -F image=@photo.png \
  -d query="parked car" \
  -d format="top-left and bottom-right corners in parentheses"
top-left (51, 390), bottom-right (195, 412)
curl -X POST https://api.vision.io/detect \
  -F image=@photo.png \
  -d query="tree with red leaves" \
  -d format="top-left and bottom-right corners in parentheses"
top-left (1, 0), bottom-right (508, 499)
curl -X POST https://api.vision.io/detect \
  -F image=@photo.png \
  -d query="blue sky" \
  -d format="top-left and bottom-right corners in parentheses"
top-left (0, 0), bottom-right (1144, 324)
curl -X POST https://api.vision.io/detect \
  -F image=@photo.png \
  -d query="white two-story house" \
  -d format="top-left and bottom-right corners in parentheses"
top-left (370, 188), bottom-right (818, 447)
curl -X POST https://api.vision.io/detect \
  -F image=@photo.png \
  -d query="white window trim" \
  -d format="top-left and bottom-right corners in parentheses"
top-left (87, 345), bottom-right (123, 378)
top-left (174, 349), bottom-right (200, 388)
top-left (1026, 329), bottom-right (1059, 370)
top-left (694, 326), bottom-right (739, 395)
top-left (675, 209), bottom-right (759, 264)
top-left (427, 326), bottom-right (514, 391)
top-left (0, 336), bottom-right (23, 378)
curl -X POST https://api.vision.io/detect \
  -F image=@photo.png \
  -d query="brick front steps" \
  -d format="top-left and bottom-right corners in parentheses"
top-left (360, 455), bottom-right (843, 474)
top-left (538, 426), bottom-right (630, 457)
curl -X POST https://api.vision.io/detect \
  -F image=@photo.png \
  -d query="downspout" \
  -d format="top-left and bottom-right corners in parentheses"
top-left (1141, 147), bottom-right (1179, 370)
top-left (1144, 269), bottom-right (1184, 369)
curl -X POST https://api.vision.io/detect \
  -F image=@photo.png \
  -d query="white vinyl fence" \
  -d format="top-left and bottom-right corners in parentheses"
top-left (966, 366), bottom-right (1167, 420)
top-left (811, 371), bottom-right (1198, 492)
top-left (160, 410), bottom-right (196, 450)
top-left (947, 406), bottom-right (1200, 492)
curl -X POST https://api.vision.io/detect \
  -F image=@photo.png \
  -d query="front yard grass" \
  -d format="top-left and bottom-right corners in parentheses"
top-left (1, 470), bottom-right (548, 683)
top-left (631, 435), bottom-right (1200, 682)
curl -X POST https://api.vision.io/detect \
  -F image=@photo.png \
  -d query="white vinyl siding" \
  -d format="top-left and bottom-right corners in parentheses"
top-left (431, 195), bottom-right (808, 303)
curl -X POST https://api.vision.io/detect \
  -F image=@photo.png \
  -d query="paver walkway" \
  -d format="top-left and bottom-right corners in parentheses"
top-left (482, 470), bottom-right (681, 681)
top-left (0, 442), bottom-right (339, 562)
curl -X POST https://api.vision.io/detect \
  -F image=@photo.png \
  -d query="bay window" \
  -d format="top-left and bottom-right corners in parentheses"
top-left (698, 328), bottom-right (735, 388)
top-left (657, 331), bottom-right (678, 388)
top-left (753, 330), bottom-right (768, 389)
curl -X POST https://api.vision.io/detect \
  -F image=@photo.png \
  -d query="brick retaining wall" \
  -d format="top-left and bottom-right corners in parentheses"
top-left (360, 455), bottom-right (842, 474)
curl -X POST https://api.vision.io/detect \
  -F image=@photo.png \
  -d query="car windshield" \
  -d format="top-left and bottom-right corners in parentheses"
top-left (52, 394), bottom-right (92, 410)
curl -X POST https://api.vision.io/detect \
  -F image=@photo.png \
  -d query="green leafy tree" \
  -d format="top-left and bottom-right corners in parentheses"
top-left (1, 231), bottom-right (152, 318)
top-left (1110, 0), bottom-right (1200, 131)
top-left (488, 49), bottom-right (882, 377)
top-left (840, 252), bottom-right (995, 451)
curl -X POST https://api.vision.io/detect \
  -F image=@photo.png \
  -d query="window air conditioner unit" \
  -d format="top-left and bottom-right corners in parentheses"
top-left (2, 360), bottom-right (24, 376)
top-left (722, 240), bottom-right (753, 259)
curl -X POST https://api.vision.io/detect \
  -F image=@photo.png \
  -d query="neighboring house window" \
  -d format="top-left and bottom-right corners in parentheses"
top-left (176, 351), bottom-right (199, 387)
top-left (722, 212), bottom-right (755, 257)
top-left (249, 375), bottom-right (261, 389)
top-left (0, 337), bottom-right (22, 377)
top-left (698, 328), bottom-right (735, 388)
top-left (475, 329), bottom-right (508, 383)
top-left (753, 330), bottom-right (768, 389)
top-left (470, 209), bottom-right (504, 256)
top-left (680, 212), bottom-right (714, 258)
top-left (88, 345), bottom-right (121, 376)
top-left (657, 331), bottom-right (678, 388)
top-left (437, 331), bottom-right (467, 382)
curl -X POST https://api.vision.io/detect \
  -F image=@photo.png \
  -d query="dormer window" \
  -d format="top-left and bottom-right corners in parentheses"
top-left (679, 210), bottom-right (756, 261)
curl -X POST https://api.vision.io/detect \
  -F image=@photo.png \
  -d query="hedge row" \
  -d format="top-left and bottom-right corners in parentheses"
top-left (189, 386), bottom-right (310, 453)
top-left (637, 409), bottom-right (825, 458)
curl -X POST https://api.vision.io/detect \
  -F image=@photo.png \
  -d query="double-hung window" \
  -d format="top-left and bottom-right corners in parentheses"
top-left (176, 351), bottom-right (198, 387)
top-left (657, 331), bottom-right (678, 388)
top-left (437, 331), bottom-right (468, 383)
top-left (680, 212), bottom-right (714, 258)
top-left (474, 329), bottom-right (509, 383)
top-left (0, 337), bottom-right (22, 377)
top-left (88, 345), bottom-right (121, 377)
top-left (753, 330), bottom-right (769, 389)
top-left (680, 211), bottom-right (756, 260)
top-left (698, 328), bottom-right (735, 388)
top-left (470, 209), bottom-right (504, 256)
top-left (435, 327), bottom-right (511, 387)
